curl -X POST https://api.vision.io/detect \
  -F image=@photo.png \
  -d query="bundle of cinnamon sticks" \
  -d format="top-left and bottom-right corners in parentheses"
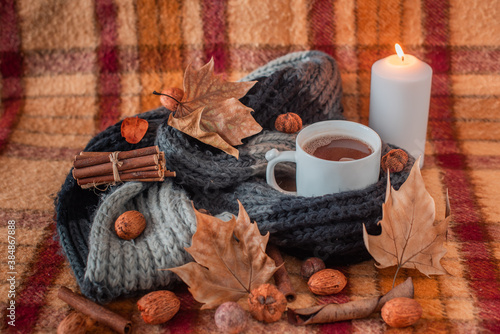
top-left (72, 146), bottom-right (175, 189)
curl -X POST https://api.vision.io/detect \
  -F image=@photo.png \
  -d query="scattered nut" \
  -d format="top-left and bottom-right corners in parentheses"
top-left (248, 284), bottom-right (287, 323)
top-left (381, 297), bottom-right (422, 328)
top-left (275, 112), bottom-right (303, 133)
top-left (307, 269), bottom-right (347, 295)
top-left (301, 257), bottom-right (326, 280)
top-left (214, 301), bottom-right (248, 334)
top-left (160, 87), bottom-right (184, 111)
top-left (115, 210), bottom-right (146, 240)
top-left (57, 311), bottom-right (95, 334)
top-left (137, 290), bottom-right (180, 325)
top-left (381, 149), bottom-right (409, 173)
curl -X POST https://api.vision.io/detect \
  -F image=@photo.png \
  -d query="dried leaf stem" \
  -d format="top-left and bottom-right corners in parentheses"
top-left (153, 90), bottom-right (182, 106)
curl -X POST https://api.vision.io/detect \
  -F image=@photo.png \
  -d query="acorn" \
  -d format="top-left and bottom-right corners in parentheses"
top-left (275, 112), bottom-right (302, 133)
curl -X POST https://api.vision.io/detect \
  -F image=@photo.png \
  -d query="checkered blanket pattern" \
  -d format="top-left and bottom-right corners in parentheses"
top-left (1, 0), bottom-right (499, 332)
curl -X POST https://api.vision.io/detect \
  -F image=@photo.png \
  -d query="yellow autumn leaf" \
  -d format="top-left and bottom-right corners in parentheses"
top-left (363, 157), bottom-right (450, 286)
top-left (168, 201), bottom-right (278, 310)
top-left (164, 58), bottom-right (261, 159)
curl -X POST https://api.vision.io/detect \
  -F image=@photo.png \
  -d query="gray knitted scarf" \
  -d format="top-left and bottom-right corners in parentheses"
top-left (56, 51), bottom-right (413, 303)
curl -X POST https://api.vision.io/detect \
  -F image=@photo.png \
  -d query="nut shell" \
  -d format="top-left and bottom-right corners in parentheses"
top-left (248, 284), bottom-right (287, 323)
top-left (301, 257), bottom-right (326, 280)
top-left (307, 269), bottom-right (347, 295)
top-left (115, 210), bottom-right (146, 240)
top-left (137, 290), bottom-right (180, 325)
top-left (275, 112), bottom-right (302, 133)
top-left (57, 311), bottom-right (95, 334)
top-left (381, 149), bottom-right (409, 173)
top-left (381, 297), bottom-right (422, 328)
top-left (214, 301), bottom-right (248, 334)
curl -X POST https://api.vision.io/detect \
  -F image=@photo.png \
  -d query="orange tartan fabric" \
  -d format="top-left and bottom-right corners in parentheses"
top-left (1, 0), bottom-right (499, 332)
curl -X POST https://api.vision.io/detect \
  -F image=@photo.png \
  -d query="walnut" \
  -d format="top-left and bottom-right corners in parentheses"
top-left (275, 112), bottom-right (303, 133)
top-left (248, 284), bottom-right (287, 323)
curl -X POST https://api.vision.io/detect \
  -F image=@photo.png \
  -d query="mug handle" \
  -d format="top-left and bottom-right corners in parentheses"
top-left (265, 149), bottom-right (297, 195)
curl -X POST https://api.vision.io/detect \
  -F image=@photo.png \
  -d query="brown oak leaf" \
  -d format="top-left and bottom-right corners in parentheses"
top-left (165, 58), bottom-right (262, 159)
top-left (363, 157), bottom-right (450, 286)
top-left (121, 117), bottom-right (149, 144)
top-left (168, 201), bottom-right (278, 310)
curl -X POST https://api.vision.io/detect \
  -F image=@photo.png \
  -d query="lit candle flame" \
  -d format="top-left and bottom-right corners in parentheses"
top-left (395, 43), bottom-right (405, 62)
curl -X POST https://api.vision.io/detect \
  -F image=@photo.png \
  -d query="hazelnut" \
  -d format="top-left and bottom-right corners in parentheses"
top-left (301, 257), bottom-right (326, 280)
top-left (275, 112), bottom-right (302, 133)
top-left (307, 269), bottom-right (347, 295)
top-left (381, 149), bottom-right (409, 173)
top-left (214, 302), bottom-right (248, 334)
top-left (115, 210), bottom-right (146, 240)
top-left (381, 297), bottom-right (422, 328)
top-left (248, 284), bottom-right (287, 323)
top-left (160, 87), bottom-right (184, 111)
top-left (137, 290), bottom-right (180, 325)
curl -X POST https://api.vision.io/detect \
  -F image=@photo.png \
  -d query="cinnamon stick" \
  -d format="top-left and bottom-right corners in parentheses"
top-left (80, 179), bottom-right (164, 189)
top-left (74, 146), bottom-right (159, 168)
top-left (122, 165), bottom-right (159, 173)
top-left (72, 154), bottom-right (159, 179)
top-left (266, 243), bottom-right (296, 302)
top-left (72, 146), bottom-right (174, 189)
top-left (77, 170), bottom-right (164, 186)
top-left (58, 286), bottom-right (132, 334)
top-left (162, 170), bottom-right (176, 178)
top-left (78, 171), bottom-right (176, 189)
top-left (159, 151), bottom-right (165, 166)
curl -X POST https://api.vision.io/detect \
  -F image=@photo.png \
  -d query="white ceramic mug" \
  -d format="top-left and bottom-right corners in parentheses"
top-left (266, 120), bottom-right (382, 196)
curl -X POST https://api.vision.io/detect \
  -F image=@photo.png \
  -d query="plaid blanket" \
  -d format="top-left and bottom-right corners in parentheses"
top-left (1, 0), bottom-right (499, 332)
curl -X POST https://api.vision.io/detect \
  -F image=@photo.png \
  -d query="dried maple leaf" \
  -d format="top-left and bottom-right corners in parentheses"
top-left (363, 157), bottom-right (450, 287)
top-left (168, 201), bottom-right (278, 310)
top-left (164, 58), bottom-right (262, 159)
top-left (121, 117), bottom-right (149, 144)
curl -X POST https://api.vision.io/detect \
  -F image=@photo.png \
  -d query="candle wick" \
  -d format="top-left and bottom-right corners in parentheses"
top-left (402, 55), bottom-right (405, 62)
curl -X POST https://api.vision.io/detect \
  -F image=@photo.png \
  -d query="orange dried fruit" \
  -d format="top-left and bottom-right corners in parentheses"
top-left (121, 117), bottom-right (149, 144)
top-left (275, 112), bottom-right (302, 133)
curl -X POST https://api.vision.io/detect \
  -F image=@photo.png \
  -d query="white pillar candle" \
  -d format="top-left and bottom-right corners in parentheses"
top-left (369, 44), bottom-right (432, 168)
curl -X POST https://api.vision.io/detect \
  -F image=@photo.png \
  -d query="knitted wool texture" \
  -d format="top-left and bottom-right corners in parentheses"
top-left (56, 51), bottom-right (412, 303)
top-left (159, 127), bottom-right (412, 262)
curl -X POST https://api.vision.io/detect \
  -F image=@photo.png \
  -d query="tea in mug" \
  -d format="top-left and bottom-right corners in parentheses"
top-left (303, 135), bottom-right (373, 161)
